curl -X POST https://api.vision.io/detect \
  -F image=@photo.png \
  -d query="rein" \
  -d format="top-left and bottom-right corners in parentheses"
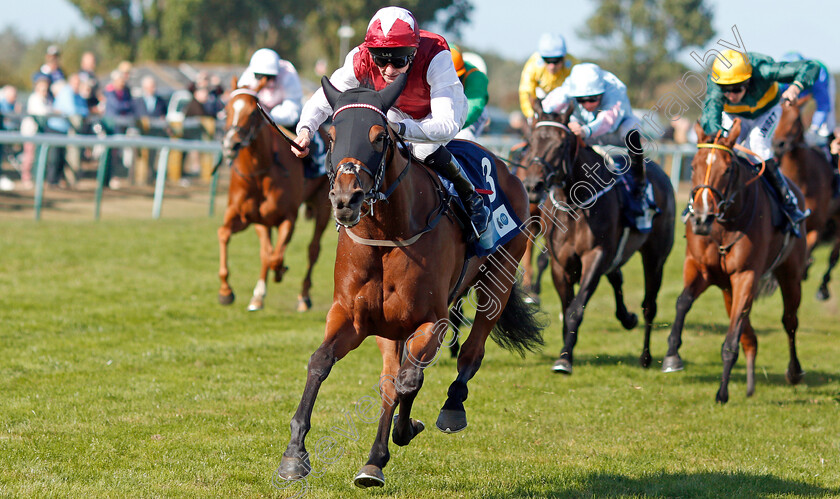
top-left (688, 141), bottom-right (766, 222)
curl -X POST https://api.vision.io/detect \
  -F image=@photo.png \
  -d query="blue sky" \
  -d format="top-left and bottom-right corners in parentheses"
top-left (3, 0), bottom-right (839, 70)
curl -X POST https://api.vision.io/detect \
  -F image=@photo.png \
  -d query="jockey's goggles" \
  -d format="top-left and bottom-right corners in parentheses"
top-left (575, 95), bottom-right (602, 104)
top-left (372, 53), bottom-right (414, 69)
top-left (542, 56), bottom-right (564, 65)
top-left (254, 73), bottom-right (277, 80)
top-left (719, 82), bottom-right (748, 94)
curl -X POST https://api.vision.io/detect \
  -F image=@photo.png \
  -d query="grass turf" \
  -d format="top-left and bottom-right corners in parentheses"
top-left (1, 214), bottom-right (838, 498)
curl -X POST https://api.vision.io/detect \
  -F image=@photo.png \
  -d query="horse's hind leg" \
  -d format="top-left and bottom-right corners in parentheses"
top-left (278, 308), bottom-right (364, 482)
top-left (247, 224), bottom-right (273, 311)
top-left (606, 269), bottom-right (639, 330)
top-left (817, 239), bottom-right (840, 300)
top-left (297, 197), bottom-right (330, 312)
top-left (271, 218), bottom-right (295, 283)
top-left (554, 250), bottom-right (606, 375)
top-left (638, 248), bottom-right (668, 368)
top-left (663, 259), bottom-right (710, 373)
top-left (533, 248), bottom-right (550, 299)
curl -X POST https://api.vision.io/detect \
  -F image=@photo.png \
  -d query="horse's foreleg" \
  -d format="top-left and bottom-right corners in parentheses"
top-left (817, 239), bottom-right (840, 300)
top-left (606, 269), bottom-right (639, 330)
top-left (354, 337), bottom-right (402, 488)
top-left (663, 258), bottom-right (710, 373)
top-left (217, 210), bottom-right (247, 305)
top-left (521, 234), bottom-right (536, 295)
top-left (278, 308), bottom-right (363, 482)
top-left (554, 250), bottom-right (606, 375)
top-left (534, 247), bottom-right (550, 298)
top-left (638, 250), bottom-right (667, 369)
top-left (550, 261), bottom-right (575, 373)
top-left (248, 224), bottom-right (273, 311)
top-left (717, 271), bottom-right (757, 404)
top-left (271, 218), bottom-right (296, 283)
top-left (298, 201), bottom-right (330, 312)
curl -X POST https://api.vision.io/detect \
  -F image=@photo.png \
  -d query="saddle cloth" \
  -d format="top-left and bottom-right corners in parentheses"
top-left (611, 155), bottom-right (659, 233)
top-left (439, 140), bottom-right (523, 258)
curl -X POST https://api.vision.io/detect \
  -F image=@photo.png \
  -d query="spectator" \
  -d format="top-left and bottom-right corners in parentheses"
top-left (19, 77), bottom-right (54, 189)
top-left (79, 51), bottom-right (100, 113)
top-left (184, 82), bottom-right (212, 117)
top-left (132, 76), bottom-right (167, 117)
top-left (32, 45), bottom-right (66, 92)
top-left (103, 69), bottom-right (134, 117)
top-left (0, 85), bottom-right (20, 114)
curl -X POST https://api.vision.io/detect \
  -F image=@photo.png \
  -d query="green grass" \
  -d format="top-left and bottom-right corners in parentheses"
top-left (1, 214), bottom-right (839, 498)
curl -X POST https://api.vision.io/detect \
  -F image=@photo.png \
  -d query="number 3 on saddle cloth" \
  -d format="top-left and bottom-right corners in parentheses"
top-left (442, 140), bottom-right (523, 257)
top-left (610, 155), bottom-right (659, 233)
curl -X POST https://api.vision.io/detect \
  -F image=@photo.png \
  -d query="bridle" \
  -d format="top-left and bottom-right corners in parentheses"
top-left (222, 89), bottom-right (268, 177)
top-left (687, 140), bottom-right (765, 223)
top-left (327, 103), bottom-right (412, 214)
top-left (529, 121), bottom-right (579, 192)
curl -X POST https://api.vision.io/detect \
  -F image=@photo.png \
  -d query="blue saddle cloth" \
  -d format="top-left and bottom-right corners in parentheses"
top-left (611, 155), bottom-right (659, 233)
top-left (439, 140), bottom-right (523, 257)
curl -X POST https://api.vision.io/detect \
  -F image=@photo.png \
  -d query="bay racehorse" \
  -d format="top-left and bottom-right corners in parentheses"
top-left (522, 105), bottom-right (675, 374)
top-left (218, 80), bottom-right (331, 312)
top-left (663, 120), bottom-right (808, 403)
top-left (773, 98), bottom-right (840, 300)
top-left (514, 133), bottom-right (551, 304)
top-left (276, 74), bottom-right (543, 488)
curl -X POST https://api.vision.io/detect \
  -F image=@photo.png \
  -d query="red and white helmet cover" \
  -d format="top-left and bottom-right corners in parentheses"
top-left (363, 6), bottom-right (420, 50)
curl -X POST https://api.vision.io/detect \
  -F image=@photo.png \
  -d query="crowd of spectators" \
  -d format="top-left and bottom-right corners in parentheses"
top-left (0, 45), bottom-right (230, 190)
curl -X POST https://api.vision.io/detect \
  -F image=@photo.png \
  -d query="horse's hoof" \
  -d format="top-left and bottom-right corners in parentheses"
top-left (620, 312), bottom-right (639, 330)
top-left (276, 455), bottom-right (311, 480)
top-left (661, 355), bottom-right (684, 373)
top-left (274, 265), bottom-right (289, 283)
top-left (247, 297), bottom-right (264, 312)
top-left (786, 368), bottom-right (805, 385)
top-left (354, 465), bottom-right (385, 488)
top-left (296, 295), bottom-right (312, 312)
top-left (816, 287), bottom-right (830, 301)
top-left (715, 388), bottom-right (729, 404)
top-left (639, 351), bottom-right (652, 369)
top-left (552, 358), bottom-right (573, 375)
top-left (218, 292), bottom-right (235, 305)
top-left (392, 414), bottom-right (425, 446)
top-left (436, 409), bottom-right (467, 434)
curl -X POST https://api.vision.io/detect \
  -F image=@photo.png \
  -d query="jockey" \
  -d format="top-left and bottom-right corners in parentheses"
top-left (541, 63), bottom-right (647, 203)
top-left (451, 45), bottom-right (490, 141)
top-left (519, 33), bottom-right (579, 121)
top-left (238, 48), bottom-right (303, 128)
top-left (293, 6), bottom-right (489, 238)
top-left (779, 52), bottom-right (836, 153)
top-left (699, 49), bottom-right (820, 234)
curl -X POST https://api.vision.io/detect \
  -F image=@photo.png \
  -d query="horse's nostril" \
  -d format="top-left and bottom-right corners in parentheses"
top-left (349, 190), bottom-right (364, 206)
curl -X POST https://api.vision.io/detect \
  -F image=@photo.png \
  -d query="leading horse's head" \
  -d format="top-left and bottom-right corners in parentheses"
top-left (689, 120), bottom-right (744, 235)
top-left (321, 73), bottom-right (407, 227)
top-left (772, 98), bottom-right (805, 157)
top-left (522, 98), bottom-right (575, 204)
top-left (221, 78), bottom-right (267, 163)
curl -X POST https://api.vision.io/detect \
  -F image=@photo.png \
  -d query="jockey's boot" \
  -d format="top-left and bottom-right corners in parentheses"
top-left (625, 129), bottom-right (647, 202)
top-left (766, 158), bottom-right (809, 237)
top-left (426, 147), bottom-right (490, 240)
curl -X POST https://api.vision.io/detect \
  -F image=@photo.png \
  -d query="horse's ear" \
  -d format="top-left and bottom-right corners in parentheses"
top-left (231, 76), bottom-right (238, 90)
top-left (321, 76), bottom-right (341, 110)
top-left (255, 77), bottom-right (267, 93)
top-left (558, 104), bottom-right (573, 125)
top-left (530, 96), bottom-right (543, 120)
top-left (724, 119), bottom-right (741, 146)
top-left (379, 73), bottom-right (407, 110)
top-left (694, 121), bottom-right (708, 143)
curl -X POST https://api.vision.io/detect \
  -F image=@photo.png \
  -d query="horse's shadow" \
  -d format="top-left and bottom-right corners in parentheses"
top-left (480, 470), bottom-right (840, 498)
top-left (683, 367), bottom-right (836, 388)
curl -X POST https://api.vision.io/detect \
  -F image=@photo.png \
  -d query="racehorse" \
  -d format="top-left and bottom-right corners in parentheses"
top-left (276, 74), bottom-right (543, 488)
top-left (663, 120), bottom-right (808, 403)
top-left (514, 135), bottom-right (551, 304)
top-left (521, 105), bottom-right (675, 374)
top-left (218, 80), bottom-right (331, 312)
top-left (773, 98), bottom-right (840, 300)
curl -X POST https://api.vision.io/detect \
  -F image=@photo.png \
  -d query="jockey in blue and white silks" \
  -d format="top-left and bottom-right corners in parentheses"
top-left (780, 52), bottom-right (836, 154)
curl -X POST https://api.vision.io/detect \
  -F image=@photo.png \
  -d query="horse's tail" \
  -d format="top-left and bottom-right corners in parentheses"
top-left (490, 281), bottom-right (546, 356)
top-left (757, 275), bottom-right (779, 298)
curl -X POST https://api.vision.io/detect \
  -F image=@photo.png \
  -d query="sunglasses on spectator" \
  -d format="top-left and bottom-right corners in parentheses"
top-left (372, 54), bottom-right (413, 69)
top-left (542, 56), bottom-right (564, 65)
top-left (575, 96), bottom-right (601, 104)
top-left (720, 83), bottom-right (747, 94)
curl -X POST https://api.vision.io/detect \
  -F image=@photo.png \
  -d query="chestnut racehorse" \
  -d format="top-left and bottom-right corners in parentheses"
top-left (218, 81), bottom-right (331, 312)
top-left (663, 120), bottom-right (808, 403)
top-left (773, 98), bottom-right (840, 300)
top-left (276, 74), bottom-right (543, 488)
top-left (522, 105), bottom-right (675, 374)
